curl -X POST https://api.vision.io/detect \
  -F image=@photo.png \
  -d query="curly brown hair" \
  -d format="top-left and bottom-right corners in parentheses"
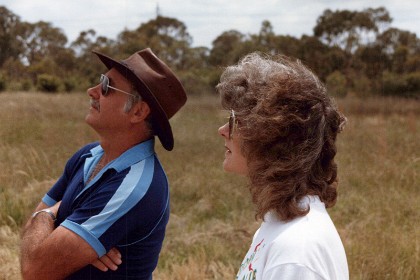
top-left (217, 52), bottom-right (347, 221)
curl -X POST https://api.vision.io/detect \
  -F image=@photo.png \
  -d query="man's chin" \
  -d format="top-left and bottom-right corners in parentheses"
top-left (85, 114), bottom-right (95, 126)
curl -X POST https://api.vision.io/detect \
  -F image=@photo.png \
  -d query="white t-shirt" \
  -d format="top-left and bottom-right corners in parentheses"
top-left (236, 195), bottom-right (349, 280)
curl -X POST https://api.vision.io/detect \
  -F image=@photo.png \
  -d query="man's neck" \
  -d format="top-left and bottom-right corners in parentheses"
top-left (98, 134), bottom-right (151, 163)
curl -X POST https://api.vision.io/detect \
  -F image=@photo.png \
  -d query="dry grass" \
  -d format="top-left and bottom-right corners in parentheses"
top-left (0, 92), bottom-right (418, 279)
top-left (333, 110), bottom-right (419, 279)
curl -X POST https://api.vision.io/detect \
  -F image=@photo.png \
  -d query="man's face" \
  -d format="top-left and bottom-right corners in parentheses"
top-left (85, 68), bottom-right (134, 134)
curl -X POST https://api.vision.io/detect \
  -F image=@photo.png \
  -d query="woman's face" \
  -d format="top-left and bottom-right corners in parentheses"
top-left (218, 114), bottom-right (249, 176)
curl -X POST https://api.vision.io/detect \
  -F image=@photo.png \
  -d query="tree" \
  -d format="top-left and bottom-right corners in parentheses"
top-left (359, 45), bottom-right (388, 78)
top-left (0, 6), bottom-right (21, 67)
top-left (16, 21), bottom-right (68, 66)
top-left (182, 47), bottom-right (210, 69)
top-left (117, 16), bottom-right (192, 70)
top-left (314, 7), bottom-right (392, 53)
top-left (376, 28), bottom-right (420, 73)
top-left (71, 29), bottom-right (112, 56)
top-left (209, 30), bottom-right (245, 66)
top-left (377, 28), bottom-right (420, 55)
top-left (69, 29), bottom-right (116, 87)
top-left (254, 20), bottom-right (276, 53)
top-left (271, 35), bottom-right (301, 58)
top-left (405, 55), bottom-right (420, 72)
top-left (297, 35), bottom-right (332, 80)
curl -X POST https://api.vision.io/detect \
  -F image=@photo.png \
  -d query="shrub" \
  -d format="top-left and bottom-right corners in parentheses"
top-left (63, 78), bottom-right (76, 93)
top-left (381, 71), bottom-right (405, 96)
top-left (381, 71), bottom-right (420, 98)
top-left (352, 75), bottom-right (373, 97)
top-left (21, 79), bottom-right (32, 91)
top-left (0, 73), bottom-right (6, 92)
top-left (326, 71), bottom-right (347, 98)
top-left (179, 70), bottom-right (217, 95)
top-left (37, 74), bottom-right (61, 93)
top-left (405, 72), bottom-right (420, 98)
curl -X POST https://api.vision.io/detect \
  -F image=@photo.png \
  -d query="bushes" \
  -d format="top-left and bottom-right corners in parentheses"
top-left (36, 74), bottom-right (61, 93)
top-left (178, 68), bottom-right (221, 95)
top-left (381, 71), bottom-right (420, 98)
top-left (63, 78), bottom-right (76, 93)
top-left (21, 79), bottom-right (32, 91)
top-left (0, 73), bottom-right (6, 92)
top-left (326, 71), bottom-right (347, 98)
top-left (406, 72), bottom-right (420, 94)
top-left (6, 68), bottom-right (420, 99)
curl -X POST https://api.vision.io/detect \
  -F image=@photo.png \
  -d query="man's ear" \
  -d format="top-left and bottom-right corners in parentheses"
top-left (131, 101), bottom-right (151, 124)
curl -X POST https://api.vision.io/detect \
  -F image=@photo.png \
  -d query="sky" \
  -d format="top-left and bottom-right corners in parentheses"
top-left (1, 0), bottom-right (419, 48)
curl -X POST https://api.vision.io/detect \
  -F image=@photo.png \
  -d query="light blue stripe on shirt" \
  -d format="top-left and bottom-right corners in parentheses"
top-left (61, 219), bottom-right (107, 257)
top-left (81, 156), bottom-right (155, 238)
top-left (42, 194), bottom-right (58, 207)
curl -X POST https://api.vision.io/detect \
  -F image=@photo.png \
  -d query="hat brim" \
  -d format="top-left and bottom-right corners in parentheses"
top-left (93, 51), bottom-right (174, 150)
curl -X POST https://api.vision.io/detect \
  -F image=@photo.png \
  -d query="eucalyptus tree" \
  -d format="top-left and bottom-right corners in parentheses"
top-left (314, 7), bottom-right (392, 53)
top-left (117, 16), bottom-right (192, 70)
top-left (0, 6), bottom-right (21, 67)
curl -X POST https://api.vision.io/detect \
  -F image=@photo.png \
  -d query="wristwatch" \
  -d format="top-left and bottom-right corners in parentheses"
top-left (31, 209), bottom-right (57, 222)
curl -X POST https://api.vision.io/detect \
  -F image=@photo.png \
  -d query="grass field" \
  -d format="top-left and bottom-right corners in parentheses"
top-left (0, 92), bottom-right (418, 279)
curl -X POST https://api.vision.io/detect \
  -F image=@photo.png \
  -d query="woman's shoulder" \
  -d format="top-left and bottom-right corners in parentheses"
top-left (268, 200), bottom-right (338, 249)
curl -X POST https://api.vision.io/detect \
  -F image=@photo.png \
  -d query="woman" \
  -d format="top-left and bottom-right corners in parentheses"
top-left (217, 52), bottom-right (348, 280)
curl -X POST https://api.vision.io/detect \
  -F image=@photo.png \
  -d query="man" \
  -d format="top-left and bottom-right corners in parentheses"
top-left (20, 48), bottom-right (187, 279)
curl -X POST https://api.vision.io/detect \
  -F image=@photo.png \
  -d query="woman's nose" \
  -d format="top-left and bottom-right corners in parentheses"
top-left (218, 122), bottom-right (229, 138)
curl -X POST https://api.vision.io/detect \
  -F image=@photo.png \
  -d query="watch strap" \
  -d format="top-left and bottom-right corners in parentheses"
top-left (32, 209), bottom-right (57, 221)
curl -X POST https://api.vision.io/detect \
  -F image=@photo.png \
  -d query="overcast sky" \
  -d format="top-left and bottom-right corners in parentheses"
top-left (2, 0), bottom-right (419, 48)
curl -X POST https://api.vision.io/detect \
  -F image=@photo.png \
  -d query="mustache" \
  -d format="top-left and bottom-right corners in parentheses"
top-left (90, 99), bottom-right (100, 111)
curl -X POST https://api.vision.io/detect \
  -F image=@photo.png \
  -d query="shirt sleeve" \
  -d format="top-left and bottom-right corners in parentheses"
top-left (60, 156), bottom-right (168, 257)
top-left (263, 263), bottom-right (326, 280)
top-left (42, 172), bottom-right (69, 206)
top-left (42, 144), bottom-right (96, 206)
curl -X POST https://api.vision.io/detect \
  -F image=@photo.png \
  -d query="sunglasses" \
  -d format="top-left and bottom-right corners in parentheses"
top-left (100, 74), bottom-right (137, 97)
top-left (229, 109), bottom-right (238, 139)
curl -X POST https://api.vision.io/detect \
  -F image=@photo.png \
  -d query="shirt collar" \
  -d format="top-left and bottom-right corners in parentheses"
top-left (112, 138), bottom-right (155, 172)
top-left (89, 138), bottom-right (155, 172)
top-left (263, 195), bottom-right (322, 222)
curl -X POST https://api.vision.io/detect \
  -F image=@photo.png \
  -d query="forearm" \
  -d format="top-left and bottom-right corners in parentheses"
top-left (20, 211), bottom-right (56, 279)
top-left (20, 201), bottom-right (121, 278)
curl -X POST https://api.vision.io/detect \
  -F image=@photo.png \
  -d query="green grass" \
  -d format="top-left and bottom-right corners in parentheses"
top-left (0, 92), bottom-right (418, 279)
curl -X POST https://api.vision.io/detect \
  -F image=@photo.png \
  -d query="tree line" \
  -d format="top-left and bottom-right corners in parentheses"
top-left (0, 5), bottom-right (419, 98)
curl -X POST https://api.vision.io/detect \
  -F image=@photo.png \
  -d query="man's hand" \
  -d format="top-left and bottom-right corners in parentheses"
top-left (48, 201), bottom-right (123, 272)
top-left (91, 247), bottom-right (122, 272)
top-left (21, 201), bottom-right (108, 279)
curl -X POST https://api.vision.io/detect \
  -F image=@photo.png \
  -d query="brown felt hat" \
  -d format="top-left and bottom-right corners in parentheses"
top-left (93, 48), bottom-right (187, 151)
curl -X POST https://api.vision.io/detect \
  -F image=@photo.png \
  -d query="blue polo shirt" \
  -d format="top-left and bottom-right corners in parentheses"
top-left (42, 139), bottom-right (169, 279)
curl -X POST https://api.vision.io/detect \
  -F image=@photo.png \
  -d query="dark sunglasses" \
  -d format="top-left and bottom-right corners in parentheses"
top-left (100, 74), bottom-right (137, 97)
top-left (229, 109), bottom-right (238, 139)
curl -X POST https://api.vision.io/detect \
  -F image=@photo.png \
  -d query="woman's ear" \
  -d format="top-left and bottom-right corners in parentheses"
top-left (131, 101), bottom-right (151, 124)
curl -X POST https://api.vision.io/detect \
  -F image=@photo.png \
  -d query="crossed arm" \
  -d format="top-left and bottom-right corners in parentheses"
top-left (20, 201), bottom-right (121, 280)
